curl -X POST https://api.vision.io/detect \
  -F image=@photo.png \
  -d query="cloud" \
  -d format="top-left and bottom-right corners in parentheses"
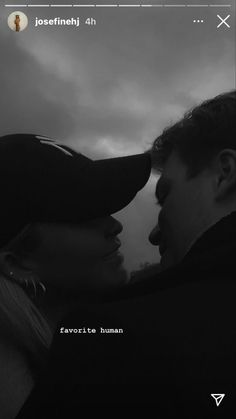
top-left (0, 29), bottom-right (78, 139)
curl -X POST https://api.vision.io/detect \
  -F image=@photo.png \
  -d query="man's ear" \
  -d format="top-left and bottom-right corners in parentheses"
top-left (214, 149), bottom-right (236, 201)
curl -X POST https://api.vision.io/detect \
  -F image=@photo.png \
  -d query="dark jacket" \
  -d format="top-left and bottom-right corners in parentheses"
top-left (17, 212), bottom-right (236, 418)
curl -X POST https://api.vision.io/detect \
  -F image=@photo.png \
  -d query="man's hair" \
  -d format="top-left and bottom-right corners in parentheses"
top-left (151, 90), bottom-right (236, 177)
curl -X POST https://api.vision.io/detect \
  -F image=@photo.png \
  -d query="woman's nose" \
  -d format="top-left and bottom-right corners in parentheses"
top-left (105, 216), bottom-right (123, 238)
top-left (149, 224), bottom-right (161, 246)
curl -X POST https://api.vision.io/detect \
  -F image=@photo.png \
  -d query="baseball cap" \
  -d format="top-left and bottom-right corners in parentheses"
top-left (0, 134), bottom-right (151, 248)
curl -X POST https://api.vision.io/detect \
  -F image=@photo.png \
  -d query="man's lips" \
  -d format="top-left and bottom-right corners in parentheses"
top-left (155, 227), bottom-right (167, 256)
top-left (159, 242), bottom-right (167, 256)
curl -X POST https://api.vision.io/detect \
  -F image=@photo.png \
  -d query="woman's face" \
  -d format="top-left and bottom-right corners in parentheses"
top-left (27, 217), bottom-right (128, 296)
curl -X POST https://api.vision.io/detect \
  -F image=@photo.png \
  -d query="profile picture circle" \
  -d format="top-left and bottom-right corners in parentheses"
top-left (8, 11), bottom-right (28, 32)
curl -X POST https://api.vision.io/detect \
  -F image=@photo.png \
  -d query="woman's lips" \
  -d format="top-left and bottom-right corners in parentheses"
top-left (103, 246), bottom-right (124, 264)
top-left (104, 245), bottom-right (121, 258)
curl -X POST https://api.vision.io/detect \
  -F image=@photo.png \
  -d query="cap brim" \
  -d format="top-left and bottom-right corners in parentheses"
top-left (57, 153), bottom-right (151, 223)
top-left (87, 153), bottom-right (151, 217)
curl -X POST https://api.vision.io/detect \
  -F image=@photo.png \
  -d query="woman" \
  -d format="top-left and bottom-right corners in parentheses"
top-left (0, 133), bottom-right (151, 418)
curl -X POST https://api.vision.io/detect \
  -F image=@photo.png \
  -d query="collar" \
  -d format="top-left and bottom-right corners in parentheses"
top-left (181, 211), bottom-right (236, 271)
top-left (117, 211), bottom-right (236, 298)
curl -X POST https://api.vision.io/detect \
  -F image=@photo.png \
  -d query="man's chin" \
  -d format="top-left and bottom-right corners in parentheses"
top-left (160, 250), bottom-right (173, 271)
top-left (161, 249), bottom-right (183, 271)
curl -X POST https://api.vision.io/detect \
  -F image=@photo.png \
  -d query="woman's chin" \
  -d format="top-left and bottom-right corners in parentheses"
top-left (103, 250), bottom-right (124, 266)
top-left (103, 260), bottom-right (129, 287)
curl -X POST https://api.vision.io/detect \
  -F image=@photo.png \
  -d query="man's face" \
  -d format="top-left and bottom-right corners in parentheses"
top-left (149, 151), bottom-right (215, 270)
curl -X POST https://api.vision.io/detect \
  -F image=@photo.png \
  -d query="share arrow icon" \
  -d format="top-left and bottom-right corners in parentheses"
top-left (211, 394), bottom-right (225, 406)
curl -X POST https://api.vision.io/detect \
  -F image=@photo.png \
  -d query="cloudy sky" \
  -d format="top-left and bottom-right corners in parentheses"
top-left (0, 0), bottom-right (235, 272)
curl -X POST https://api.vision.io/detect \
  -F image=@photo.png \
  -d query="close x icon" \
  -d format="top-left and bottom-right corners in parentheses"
top-left (217, 14), bottom-right (231, 29)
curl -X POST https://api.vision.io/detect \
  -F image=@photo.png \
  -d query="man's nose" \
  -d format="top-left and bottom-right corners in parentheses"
top-left (149, 224), bottom-right (161, 246)
top-left (105, 216), bottom-right (123, 238)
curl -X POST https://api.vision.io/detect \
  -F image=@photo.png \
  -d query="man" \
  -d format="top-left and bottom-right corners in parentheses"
top-left (17, 91), bottom-right (236, 418)
top-left (149, 89), bottom-right (236, 272)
